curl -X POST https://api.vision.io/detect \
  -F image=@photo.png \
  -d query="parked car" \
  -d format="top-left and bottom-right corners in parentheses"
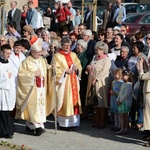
top-left (122, 3), bottom-right (150, 14)
top-left (124, 12), bottom-right (150, 38)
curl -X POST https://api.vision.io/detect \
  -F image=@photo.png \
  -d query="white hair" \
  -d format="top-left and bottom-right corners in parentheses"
top-left (83, 30), bottom-right (92, 38)
top-left (76, 39), bottom-right (87, 50)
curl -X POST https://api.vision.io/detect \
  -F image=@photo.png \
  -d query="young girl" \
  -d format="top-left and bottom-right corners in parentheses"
top-left (110, 68), bottom-right (123, 131)
top-left (116, 70), bottom-right (134, 135)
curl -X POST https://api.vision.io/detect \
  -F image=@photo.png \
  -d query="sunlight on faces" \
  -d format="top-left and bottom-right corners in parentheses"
top-left (115, 35), bottom-right (122, 46)
top-left (120, 47), bottom-right (129, 58)
top-left (62, 43), bottom-right (71, 52)
top-left (95, 48), bottom-right (104, 57)
top-left (76, 44), bottom-right (83, 53)
top-left (13, 45), bottom-right (22, 54)
top-left (1, 49), bottom-right (12, 60)
top-left (132, 46), bottom-right (139, 56)
top-left (31, 50), bottom-right (42, 59)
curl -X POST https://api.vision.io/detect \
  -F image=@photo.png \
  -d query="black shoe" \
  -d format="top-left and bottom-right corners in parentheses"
top-left (4, 134), bottom-right (13, 139)
top-left (143, 136), bottom-right (150, 141)
top-left (25, 126), bottom-right (35, 133)
top-left (59, 126), bottom-right (72, 131)
top-left (35, 127), bottom-right (45, 136)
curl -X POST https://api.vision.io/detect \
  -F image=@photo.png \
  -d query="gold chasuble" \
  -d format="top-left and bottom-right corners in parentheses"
top-left (54, 50), bottom-right (82, 117)
top-left (16, 56), bottom-right (54, 123)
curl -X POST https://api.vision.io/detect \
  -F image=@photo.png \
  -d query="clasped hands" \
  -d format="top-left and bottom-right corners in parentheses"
top-left (65, 64), bottom-right (78, 75)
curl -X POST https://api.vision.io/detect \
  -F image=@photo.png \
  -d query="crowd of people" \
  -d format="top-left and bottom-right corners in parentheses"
top-left (0, 0), bottom-right (150, 147)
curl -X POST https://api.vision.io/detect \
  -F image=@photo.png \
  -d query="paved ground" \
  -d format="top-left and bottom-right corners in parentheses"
top-left (0, 116), bottom-right (148, 150)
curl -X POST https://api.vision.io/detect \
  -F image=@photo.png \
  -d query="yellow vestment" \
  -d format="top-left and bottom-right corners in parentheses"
top-left (16, 56), bottom-right (55, 123)
top-left (54, 51), bottom-right (82, 117)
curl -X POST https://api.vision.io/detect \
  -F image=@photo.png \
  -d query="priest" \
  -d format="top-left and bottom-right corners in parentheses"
top-left (16, 38), bottom-right (54, 136)
top-left (54, 37), bottom-right (82, 131)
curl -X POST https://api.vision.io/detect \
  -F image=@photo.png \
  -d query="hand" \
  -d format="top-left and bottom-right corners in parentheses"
top-left (65, 69), bottom-right (73, 75)
top-left (7, 72), bottom-right (12, 78)
top-left (35, 69), bottom-right (41, 77)
top-left (86, 65), bottom-right (92, 73)
top-left (72, 64), bottom-right (77, 71)
top-left (92, 78), bottom-right (97, 85)
top-left (110, 90), bottom-right (115, 95)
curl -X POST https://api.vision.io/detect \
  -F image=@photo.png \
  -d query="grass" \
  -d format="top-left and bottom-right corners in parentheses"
top-left (0, 140), bottom-right (31, 150)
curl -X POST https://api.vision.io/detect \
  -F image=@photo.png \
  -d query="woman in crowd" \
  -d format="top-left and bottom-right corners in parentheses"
top-left (86, 41), bottom-right (111, 128)
top-left (0, 35), bottom-right (8, 47)
top-left (111, 33), bottom-right (124, 57)
top-left (137, 56), bottom-right (150, 147)
top-left (128, 41), bottom-right (147, 130)
top-left (70, 32), bottom-right (78, 51)
top-left (98, 29), bottom-right (107, 42)
top-left (145, 33), bottom-right (150, 57)
top-left (21, 4), bottom-right (28, 34)
top-left (75, 39), bottom-right (88, 117)
top-left (22, 25), bottom-right (37, 42)
top-left (41, 29), bottom-right (51, 44)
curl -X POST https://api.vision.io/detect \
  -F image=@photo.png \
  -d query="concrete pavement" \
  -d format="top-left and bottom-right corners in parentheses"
top-left (1, 117), bottom-right (148, 150)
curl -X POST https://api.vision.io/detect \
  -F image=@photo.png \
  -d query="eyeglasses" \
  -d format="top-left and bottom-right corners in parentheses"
top-left (99, 34), bottom-right (104, 36)
top-left (23, 30), bottom-right (27, 32)
top-left (146, 37), bottom-right (150, 40)
top-left (63, 44), bottom-right (70, 47)
top-left (0, 39), bottom-right (5, 42)
top-left (78, 28), bottom-right (84, 30)
top-left (62, 34), bottom-right (68, 36)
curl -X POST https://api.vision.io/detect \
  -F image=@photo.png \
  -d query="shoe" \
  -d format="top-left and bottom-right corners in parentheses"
top-left (115, 130), bottom-right (125, 135)
top-left (98, 125), bottom-right (105, 129)
top-left (142, 142), bottom-right (150, 147)
top-left (134, 124), bottom-right (143, 130)
top-left (4, 134), bottom-right (13, 139)
top-left (92, 123), bottom-right (99, 128)
top-left (59, 126), bottom-right (72, 131)
top-left (25, 126), bottom-right (35, 133)
top-left (143, 136), bottom-right (150, 141)
top-left (35, 127), bottom-right (45, 136)
top-left (111, 127), bottom-right (118, 131)
top-left (114, 127), bottom-right (121, 131)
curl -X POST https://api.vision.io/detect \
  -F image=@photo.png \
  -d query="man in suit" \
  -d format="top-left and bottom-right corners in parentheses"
top-left (7, 1), bottom-right (21, 34)
top-left (84, 5), bottom-right (93, 30)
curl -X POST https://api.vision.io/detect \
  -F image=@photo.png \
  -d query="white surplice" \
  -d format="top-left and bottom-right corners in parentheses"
top-left (9, 50), bottom-right (25, 84)
top-left (0, 62), bottom-right (16, 111)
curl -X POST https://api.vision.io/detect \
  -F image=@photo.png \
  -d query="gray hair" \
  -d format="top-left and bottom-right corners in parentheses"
top-left (61, 37), bottom-right (71, 45)
top-left (0, 35), bottom-right (8, 41)
top-left (76, 39), bottom-right (87, 50)
top-left (83, 30), bottom-right (92, 38)
top-left (121, 46), bottom-right (129, 53)
top-left (50, 39), bottom-right (61, 51)
top-left (7, 36), bottom-right (17, 42)
top-left (42, 29), bottom-right (51, 39)
top-left (95, 41), bottom-right (109, 54)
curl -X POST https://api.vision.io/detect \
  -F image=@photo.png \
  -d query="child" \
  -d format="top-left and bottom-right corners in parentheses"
top-left (110, 68), bottom-right (123, 131)
top-left (116, 70), bottom-right (134, 135)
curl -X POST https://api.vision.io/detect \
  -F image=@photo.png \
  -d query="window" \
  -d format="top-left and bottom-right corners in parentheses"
top-left (124, 14), bottom-right (142, 23)
top-left (140, 15), bottom-right (150, 24)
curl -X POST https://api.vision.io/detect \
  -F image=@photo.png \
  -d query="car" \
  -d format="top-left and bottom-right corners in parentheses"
top-left (38, 1), bottom-right (55, 13)
top-left (121, 3), bottom-right (150, 14)
top-left (140, 4), bottom-right (150, 12)
top-left (124, 12), bottom-right (150, 38)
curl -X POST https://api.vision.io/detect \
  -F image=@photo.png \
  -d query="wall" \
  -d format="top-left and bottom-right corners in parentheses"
top-left (4, 0), bottom-right (28, 13)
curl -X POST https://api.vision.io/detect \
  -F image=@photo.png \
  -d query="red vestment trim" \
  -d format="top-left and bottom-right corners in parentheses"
top-left (59, 50), bottom-right (79, 115)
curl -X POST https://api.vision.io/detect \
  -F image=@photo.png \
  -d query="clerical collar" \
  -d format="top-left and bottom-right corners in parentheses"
top-left (14, 52), bottom-right (20, 58)
top-left (0, 55), bottom-right (8, 63)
